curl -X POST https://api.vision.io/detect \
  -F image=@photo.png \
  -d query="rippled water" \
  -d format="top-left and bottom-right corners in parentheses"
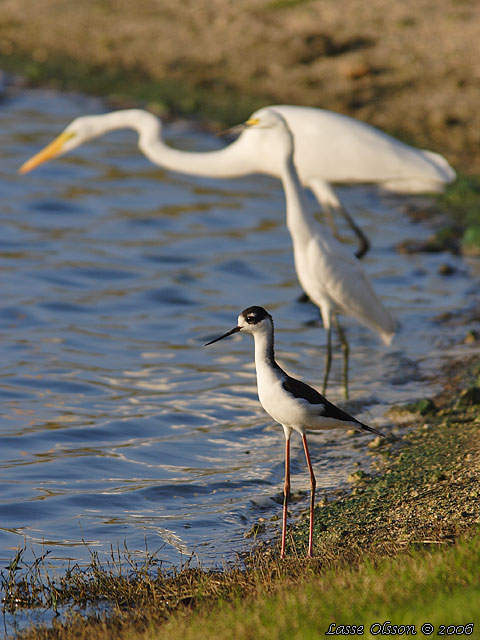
top-left (0, 86), bottom-right (478, 587)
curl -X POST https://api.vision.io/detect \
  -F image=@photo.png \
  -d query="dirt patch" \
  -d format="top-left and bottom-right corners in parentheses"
top-left (1, 0), bottom-right (479, 171)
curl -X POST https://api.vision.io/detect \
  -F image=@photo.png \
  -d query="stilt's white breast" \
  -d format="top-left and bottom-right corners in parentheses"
top-left (257, 369), bottom-right (308, 430)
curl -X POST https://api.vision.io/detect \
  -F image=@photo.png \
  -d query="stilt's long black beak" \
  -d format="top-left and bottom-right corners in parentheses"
top-left (205, 326), bottom-right (241, 346)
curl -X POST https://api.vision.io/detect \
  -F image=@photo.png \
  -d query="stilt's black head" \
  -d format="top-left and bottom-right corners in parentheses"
top-left (205, 306), bottom-right (273, 346)
top-left (240, 306), bottom-right (272, 325)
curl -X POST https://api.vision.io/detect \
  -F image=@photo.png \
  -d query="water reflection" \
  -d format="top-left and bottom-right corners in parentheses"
top-left (0, 86), bottom-right (477, 581)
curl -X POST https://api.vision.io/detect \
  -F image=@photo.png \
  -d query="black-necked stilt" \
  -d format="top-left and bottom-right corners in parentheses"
top-left (206, 305), bottom-right (383, 559)
top-left (19, 106), bottom-right (455, 259)
top-left (230, 108), bottom-right (397, 399)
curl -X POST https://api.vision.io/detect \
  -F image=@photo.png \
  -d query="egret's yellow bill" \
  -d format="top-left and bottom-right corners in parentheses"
top-left (18, 131), bottom-right (74, 174)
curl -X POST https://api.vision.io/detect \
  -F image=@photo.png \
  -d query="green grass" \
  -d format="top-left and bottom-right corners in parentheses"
top-left (14, 533), bottom-right (480, 640)
top-left (439, 174), bottom-right (480, 227)
top-left (266, 0), bottom-right (314, 9)
top-left (0, 52), bottom-right (267, 127)
top-left (435, 174), bottom-right (480, 254)
top-left (154, 533), bottom-right (480, 640)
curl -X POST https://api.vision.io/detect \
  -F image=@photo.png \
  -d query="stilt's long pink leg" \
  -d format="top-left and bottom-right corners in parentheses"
top-left (281, 436), bottom-right (291, 558)
top-left (302, 434), bottom-right (316, 558)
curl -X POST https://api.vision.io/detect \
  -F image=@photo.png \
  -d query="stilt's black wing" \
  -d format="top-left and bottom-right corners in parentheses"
top-left (282, 375), bottom-right (384, 436)
top-left (282, 376), bottom-right (325, 405)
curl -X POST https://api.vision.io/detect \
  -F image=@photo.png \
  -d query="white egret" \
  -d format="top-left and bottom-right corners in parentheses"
top-left (19, 105), bottom-right (455, 258)
top-left (206, 305), bottom-right (383, 558)
top-left (237, 108), bottom-right (397, 398)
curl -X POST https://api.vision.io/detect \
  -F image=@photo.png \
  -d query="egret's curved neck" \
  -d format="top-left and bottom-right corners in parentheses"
top-left (93, 110), bottom-right (258, 178)
top-left (280, 156), bottom-right (316, 243)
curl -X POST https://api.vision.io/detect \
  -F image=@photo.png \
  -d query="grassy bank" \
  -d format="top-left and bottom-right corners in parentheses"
top-left (146, 535), bottom-right (480, 640)
top-left (0, 52), bottom-right (264, 128)
top-left (15, 534), bottom-right (480, 639)
top-left (6, 355), bottom-right (480, 639)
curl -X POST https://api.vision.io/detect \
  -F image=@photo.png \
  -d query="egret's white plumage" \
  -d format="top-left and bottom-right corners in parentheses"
top-left (19, 105), bottom-right (455, 257)
top-left (238, 109), bottom-right (397, 398)
top-left (19, 105), bottom-right (455, 190)
top-left (206, 305), bottom-right (383, 557)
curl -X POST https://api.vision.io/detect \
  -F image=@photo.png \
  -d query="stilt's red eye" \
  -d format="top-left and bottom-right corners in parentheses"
top-left (246, 314), bottom-right (256, 324)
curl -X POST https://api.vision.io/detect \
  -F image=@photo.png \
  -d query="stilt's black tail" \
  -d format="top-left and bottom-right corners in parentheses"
top-left (359, 422), bottom-right (385, 438)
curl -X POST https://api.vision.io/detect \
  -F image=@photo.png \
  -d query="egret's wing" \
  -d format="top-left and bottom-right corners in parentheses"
top-left (272, 105), bottom-right (455, 188)
top-left (305, 234), bottom-right (396, 343)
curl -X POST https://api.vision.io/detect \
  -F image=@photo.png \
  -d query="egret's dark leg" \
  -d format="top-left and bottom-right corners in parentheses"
top-left (302, 434), bottom-right (316, 558)
top-left (281, 436), bottom-right (291, 559)
top-left (334, 316), bottom-right (349, 400)
top-left (309, 179), bottom-right (370, 258)
top-left (338, 204), bottom-right (370, 260)
top-left (322, 325), bottom-right (332, 395)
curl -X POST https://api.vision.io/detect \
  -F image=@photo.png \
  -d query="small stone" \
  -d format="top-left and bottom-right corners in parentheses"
top-left (351, 487), bottom-right (365, 496)
top-left (340, 61), bottom-right (371, 80)
top-left (464, 330), bottom-right (480, 344)
top-left (438, 263), bottom-right (456, 276)
top-left (457, 386), bottom-right (480, 408)
top-left (403, 398), bottom-right (436, 415)
top-left (348, 470), bottom-right (370, 483)
top-left (368, 436), bottom-right (383, 449)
